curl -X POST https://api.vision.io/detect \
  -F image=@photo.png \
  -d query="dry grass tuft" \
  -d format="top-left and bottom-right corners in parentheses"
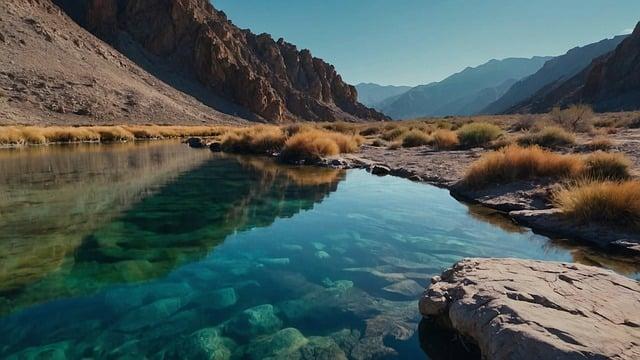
top-left (554, 180), bottom-right (640, 230)
top-left (381, 127), bottom-right (409, 141)
top-left (279, 130), bottom-right (362, 163)
top-left (221, 126), bottom-right (286, 154)
top-left (462, 145), bottom-right (583, 188)
top-left (582, 152), bottom-right (631, 181)
top-left (431, 129), bottom-right (459, 150)
top-left (456, 122), bottom-right (503, 148)
top-left (402, 130), bottom-right (431, 148)
top-left (517, 126), bottom-right (576, 148)
top-left (587, 137), bottom-right (614, 151)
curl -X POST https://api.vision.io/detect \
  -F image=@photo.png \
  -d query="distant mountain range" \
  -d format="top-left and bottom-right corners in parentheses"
top-left (511, 23), bottom-right (640, 113)
top-left (378, 57), bottom-right (552, 119)
top-left (483, 35), bottom-right (628, 114)
top-left (355, 83), bottom-right (412, 108)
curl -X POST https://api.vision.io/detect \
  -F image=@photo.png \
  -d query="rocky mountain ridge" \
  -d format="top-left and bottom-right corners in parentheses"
top-left (511, 23), bottom-right (640, 113)
top-left (52, 0), bottom-right (387, 122)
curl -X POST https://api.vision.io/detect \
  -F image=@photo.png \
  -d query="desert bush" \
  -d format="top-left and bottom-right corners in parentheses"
top-left (554, 180), bottom-right (640, 229)
top-left (359, 125), bottom-right (382, 136)
top-left (456, 122), bottom-right (503, 148)
top-left (381, 127), bottom-right (408, 141)
top-left (322, 122), bottom-right (358, 134)
top-left (0, 127), bottom-right (24, 145)
top-left (586, 137), bottom-right (614, 151)
top-left (387, 142), bottom-right (402, 150)
top-left (402, 130), bottom-right (431, 148)
top-left (511, 115), bottom-right (538, 131)
top-left (517, 126), bottom-right (576, 148)
top-left (371, 139), bottom-right (386, 147)
top-left (221, 126), bottom-right (286, 154)
top-left (581, 152), bottom-right (631, 181)
top-left (462, 145), bottom-right (583, 188)
top-left (550, 104), bottom-right (594, 132)
top-left (92, 126), bottom-right (135, 142)
top-left (279, 130), bottom-right (361, 163)
top-left (627, 117), bottom-right (640, 129)
top-left (431, 129), bottom-right (459, 150)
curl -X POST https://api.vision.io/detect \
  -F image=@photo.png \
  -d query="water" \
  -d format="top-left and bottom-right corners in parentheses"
top-left (0, 141), bottom-right (638, 359)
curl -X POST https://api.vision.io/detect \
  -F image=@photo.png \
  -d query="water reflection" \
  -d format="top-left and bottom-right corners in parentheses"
top-left (0, 145), bottom-right (343, 315)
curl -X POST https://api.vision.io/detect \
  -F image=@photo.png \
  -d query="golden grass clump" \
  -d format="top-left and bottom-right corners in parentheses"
top-left (279, 130), bottom-right (362, 163)
top-left (92, 126), bottom-right (135, 142)
top-left (221, 126), bottom-right (286, 154)
top-left (550, 104), bottom-right (594, 132)
top-left (587, 137), bottom-right (614, 151)
top-left (456, 122), bottom-right (503, 148)
top-left (401, 130), bottom-right (431, 148)
top-left (462, 145), bottom-right (583, 188)
top-left (554, 180), bottom-right (640, 230)
top-left (381, 127), bottom-right (408, 141)
top-left (431, 129), bottom-right (459, 150)
top-left (517, 126), bottom-right (576, 148)
top-left (582, 152), bottom-right (631, 181)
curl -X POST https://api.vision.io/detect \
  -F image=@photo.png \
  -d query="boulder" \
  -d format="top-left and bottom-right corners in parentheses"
top-left (225, 304), bottom-right (283, 338)
top-left (187, 137), bottom-right (206, 148)
top-left (369, 164), bottom-right (391, 176)
top-left (209, 141), bottom-right (222, 152)
top-left (419, 258), bottom-right (640, 360)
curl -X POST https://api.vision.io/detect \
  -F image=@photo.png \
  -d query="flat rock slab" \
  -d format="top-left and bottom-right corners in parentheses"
top-left (419, 258), bottom-right (640, 360)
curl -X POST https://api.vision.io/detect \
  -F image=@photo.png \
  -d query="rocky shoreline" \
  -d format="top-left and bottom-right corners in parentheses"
top-left (316, 144), bottom-right (640, 257)
top-left (419, 258), bottom-right (640, 360)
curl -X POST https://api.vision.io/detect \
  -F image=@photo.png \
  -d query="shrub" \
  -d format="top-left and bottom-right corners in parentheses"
top-left (322, 122), bottom-right (357, 134)
top-left (511, 115), bottom-right (538, 131)
top-left (402, 130), bottom-right (431, 148)
top-left (554, 180), bottom-right (640, 230)
top-left (279, 130), bottom-right (361, 163)
top-left (92, 126), bottom-right (135, 142)
top-left (550, 104), bottom-right (594, 132)
top-left (359, 125), bottom-right (382, 136)
top-left (387, 142), bottom-right (401, 150)
top-left (627, 117), bottom-right (640, 129)
top-left (462, 145), bottom-right (583, 188)
top-left (371, 139), bottom-right (386, 147)
top-left (517, 126), bottom-right (576, 148)
top-left (0, 127), bottom-right (24, 145)
top-left (431, 129), bottom-right (459, 150)
top-left (381, 127), bottom-right (408, 141)
top-left (582, 152), bottom-right (631, 181)
top-left (587, 137), bottom-right (614, 151)
top-left (221, 126), bottom-right (286, 154)
top-left (456, 122), bottom-right (502, 148)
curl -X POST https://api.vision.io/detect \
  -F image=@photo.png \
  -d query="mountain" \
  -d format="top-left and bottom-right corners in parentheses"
top-left (512, 23), bottom-right (640, 113)
top-left (483, 35), bottom-right (628, 114)
top-left (0, 0), bottom-right (243, 125)
top-left (1, 0), bottom-right (385, 125)
top-left (52, 0), bottom-right (387, 122)
top-left (381, 56), bottom-right (552, 119)
top-left (355, 83), bottom-right (412, 108)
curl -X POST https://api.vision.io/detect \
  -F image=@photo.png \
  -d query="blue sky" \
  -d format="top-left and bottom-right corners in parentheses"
top-left (214, 0), bottom-right (639, 86)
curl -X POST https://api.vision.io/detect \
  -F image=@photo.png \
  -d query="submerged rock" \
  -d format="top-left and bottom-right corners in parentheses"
top-left (187, 138), bottom-right (206, 149)
top-left (382, 279), bottom-right (424, 297)
top-left (315, 251), bottom-right (330, 259)
top-left (242, 327), bottom-right (308, 359)
top-left (369, 164), bottom-right (391, 176)
top-left (115, 297), bottom-right (184, 332)
top-left (420, 258), bottom-right (640, 360)
top-left (225, 304), bottom-right (283, 338)
top-left (164, 327), bottom-right (236, 360)
top-left (209, 287), bottom-right (238, 310)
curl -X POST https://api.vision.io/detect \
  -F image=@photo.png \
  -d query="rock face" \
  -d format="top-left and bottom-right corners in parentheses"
top-left (420, 258), bottom-right (640, 360)
top-left (0, 0), bottom-right (242, 125)
top-left (53, 0), bottom-right (387, 122)
top-left (513, 22), bottom-right (640, 113)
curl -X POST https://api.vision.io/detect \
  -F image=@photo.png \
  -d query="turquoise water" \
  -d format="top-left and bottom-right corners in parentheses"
top-left (0, 142), bottom-right (637, 359)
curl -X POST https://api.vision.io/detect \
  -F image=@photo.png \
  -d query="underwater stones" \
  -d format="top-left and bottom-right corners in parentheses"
top-left (242, 328), bottom-right (308, 360)
top-left (311, 242), bottom-right (326, 250)
top-left (382, 279), bottom-right (424, 297)
top-left (297, 336), bottom-right (347, 360)
top-left (209, 287), bottom-right (238, 310)
top-left (315, 251), bottom-right (330, 259)
top-left (321, 278), bottom-right (354, 292)
top-left (281, 244), bottom-right (303, 252)
top-left (5, 341), bottom-right (71, 360)
top-left (103, 282), bottom-right (192, 314)
top-left (225, 304), bottom-right (283, 338)
top-left (259, 257), bottom-right (291, 266)
top-left (165, 328), bottom-right (236, 360)
top-left (115, 297), bottom-right (184, 332)
top-left (187, 138), bottom-right (206, 148)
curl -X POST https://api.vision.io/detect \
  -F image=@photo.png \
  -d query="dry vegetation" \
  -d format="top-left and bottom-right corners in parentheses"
top-left (554, 180), bottom-right (640, 230)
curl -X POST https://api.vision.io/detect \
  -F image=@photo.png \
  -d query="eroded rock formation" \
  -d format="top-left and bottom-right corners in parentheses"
top-left (420, 258), bottom-right (640, 359)
top-left (53, 0), bottom-right (387, 122)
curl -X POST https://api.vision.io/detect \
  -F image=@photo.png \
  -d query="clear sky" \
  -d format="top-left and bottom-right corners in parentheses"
top-left (214, 0), bottom-right (639, 86)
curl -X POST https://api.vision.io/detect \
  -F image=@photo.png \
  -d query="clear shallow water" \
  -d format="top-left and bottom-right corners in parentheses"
top-left (0, 142), bottom-right (638, 359)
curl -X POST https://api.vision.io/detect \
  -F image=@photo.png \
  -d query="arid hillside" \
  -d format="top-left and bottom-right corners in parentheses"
top-left (0, 0), bottom-right (245, 125)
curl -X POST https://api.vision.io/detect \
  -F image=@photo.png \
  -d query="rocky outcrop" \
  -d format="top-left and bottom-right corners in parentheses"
top-left (53, 0), bottom-right (387, 122)
top-left (420, 258), bottom-right (640, 360)
top-left (512, 22), bottom-right (640, 113)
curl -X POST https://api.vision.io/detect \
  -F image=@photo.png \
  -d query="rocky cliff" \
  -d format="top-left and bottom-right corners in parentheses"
top-left (53, 0), bottom-right (386, 122)
top-left (512, 23), bottom-right (640, 113)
